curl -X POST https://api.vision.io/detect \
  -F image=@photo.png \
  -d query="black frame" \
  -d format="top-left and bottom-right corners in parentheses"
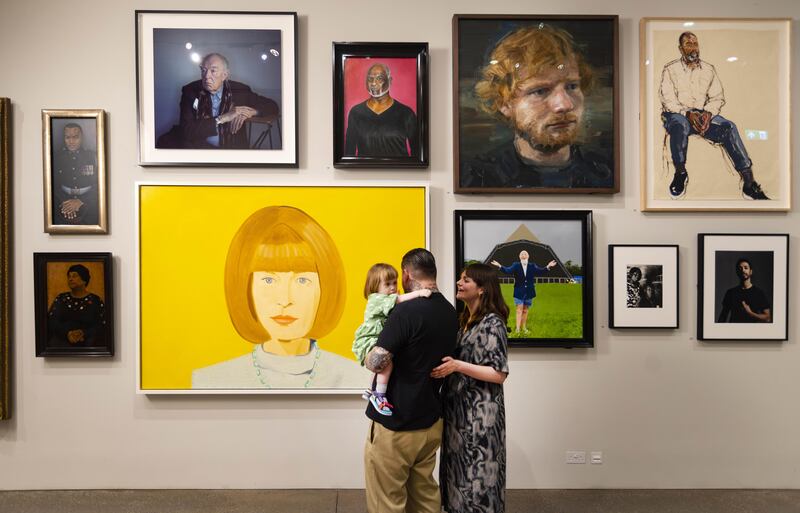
top-left (332, 42), bottom-right (429, 168)
top-left (608, 244), bottom-right (679, 329)
top-left (452, 14), bottom-right (619, 194)
top-left (135, 10), bottom-right (299, 167)
top-left (454, 210), bottom-right (593, 348)
top-left (34, 253), bottom-right (114, 357)
top-left (698, 234), bottom-right (789, 341)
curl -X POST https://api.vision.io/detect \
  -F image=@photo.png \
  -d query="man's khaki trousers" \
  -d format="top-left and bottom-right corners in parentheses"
top-left (364, 418), bottom-right (443, 513)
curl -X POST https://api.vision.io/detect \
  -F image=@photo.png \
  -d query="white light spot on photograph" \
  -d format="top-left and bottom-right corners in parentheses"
top-left (745, 129), bottom-right (768, 141)
top-left (185, 42), bottom-right (193, 50)
top-left (727, 56), bottom-right (738, 62)
top-left (190, 52), bottom-right (200, 63)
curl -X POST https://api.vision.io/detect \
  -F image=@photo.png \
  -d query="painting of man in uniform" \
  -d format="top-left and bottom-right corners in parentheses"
top-left (462, 218), bottom-right (584, 339)
top-left (49, 118), bottom-right (98, 226)
top-left (342, 57), bottom-right (419, 158)
top-left (455, 16), bottom-right (617, 192)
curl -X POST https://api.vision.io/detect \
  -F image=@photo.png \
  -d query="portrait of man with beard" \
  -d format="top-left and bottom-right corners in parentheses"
top-left (344, 62), bottom-right (419, 158)
top-left (457, 21), bottom-right (616, 191)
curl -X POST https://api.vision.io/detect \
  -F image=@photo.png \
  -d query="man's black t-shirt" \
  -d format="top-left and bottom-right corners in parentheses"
top-left (344, 101), bottom-right (419, 157)
top-left (365, 292), bottom-right (458, 431)
top-left (720, 285), bottom-right (771, 323)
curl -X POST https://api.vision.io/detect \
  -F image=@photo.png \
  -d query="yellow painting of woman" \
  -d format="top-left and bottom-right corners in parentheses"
top-left (138, 185), bottom-right (427, 392)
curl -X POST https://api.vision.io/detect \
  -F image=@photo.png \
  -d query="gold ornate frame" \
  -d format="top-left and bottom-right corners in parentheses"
top-left (42, 109), bottom-right (107, 234)
top-left (0, 98), bottom-right (10, 419)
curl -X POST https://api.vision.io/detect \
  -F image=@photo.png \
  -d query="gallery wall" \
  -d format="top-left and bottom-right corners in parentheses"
top-left (1, 0), bottom-right (799, 489)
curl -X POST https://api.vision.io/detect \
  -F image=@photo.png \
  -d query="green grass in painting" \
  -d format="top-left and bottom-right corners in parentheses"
top-left (501, 283), bottom-right (583, 339)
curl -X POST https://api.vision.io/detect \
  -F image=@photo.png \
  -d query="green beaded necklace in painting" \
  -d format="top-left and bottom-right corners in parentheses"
top-left (251, 343), bottom-right (322, 389)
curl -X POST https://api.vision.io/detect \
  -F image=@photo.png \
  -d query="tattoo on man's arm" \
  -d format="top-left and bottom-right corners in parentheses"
top-left (365, 347), bottom-right (393, 373)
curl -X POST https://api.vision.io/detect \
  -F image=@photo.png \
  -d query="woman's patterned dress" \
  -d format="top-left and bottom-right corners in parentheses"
top-left (440, 312), bottom-right (509, 513)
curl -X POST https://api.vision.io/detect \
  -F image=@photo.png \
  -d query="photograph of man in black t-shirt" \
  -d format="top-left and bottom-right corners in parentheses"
top-left (717, 257), bottom-right (772, 323)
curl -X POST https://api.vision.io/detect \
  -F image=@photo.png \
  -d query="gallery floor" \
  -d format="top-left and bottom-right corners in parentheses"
top-left (0, 489), bottom-right (799, 513)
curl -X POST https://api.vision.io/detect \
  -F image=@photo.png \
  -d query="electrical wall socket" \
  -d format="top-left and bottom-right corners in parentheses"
top-left (591, 451), bottom-right (603, 464)
top-left (566, 450), bottom-right (586, 464)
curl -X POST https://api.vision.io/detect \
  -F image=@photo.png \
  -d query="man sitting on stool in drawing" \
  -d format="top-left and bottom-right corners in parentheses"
top-left (660, 31), bottom-right (768, 200)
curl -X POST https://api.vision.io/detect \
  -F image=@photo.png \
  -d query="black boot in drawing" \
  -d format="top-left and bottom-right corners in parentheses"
top-left (669, 164), bottom-right (689, 198)
top-left (739, 168), bottom-right (769, 200)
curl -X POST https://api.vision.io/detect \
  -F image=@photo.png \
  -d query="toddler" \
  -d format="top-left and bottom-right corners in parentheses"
top-left (352, 263), bottom-right (431, 416)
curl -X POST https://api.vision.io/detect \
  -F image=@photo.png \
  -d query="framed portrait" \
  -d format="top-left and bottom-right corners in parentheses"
top-left (640, 18), bottom-right (791, 211)
top-left (454, 210), bottom-right (593, 348)
top-left (608, 245), bottom-right (679, 329)
top-left (698, 234), bottom-right (788, 341)
top-left (135, 10), bottom-right (298, 166)
top-left (33, 253), bottom-right (114, 357)
top-left (0, 98), bottom-right (9, 419)
top-left (42, 110), bottom-right (107, 234)
top-left (332, 42), bottom-right (429, 168)
top-left (453, 15), bottom-right (619, 194)
top-left (137, 184), bottom-right (428, 393)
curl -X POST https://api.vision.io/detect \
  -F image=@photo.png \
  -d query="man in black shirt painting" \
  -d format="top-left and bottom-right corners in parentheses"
top-left (718, 258), bottom-right (772, 323)
top-left (363, 248), bottom-right (458, 513)
top-left (344, 63), bottom-right (419, 157)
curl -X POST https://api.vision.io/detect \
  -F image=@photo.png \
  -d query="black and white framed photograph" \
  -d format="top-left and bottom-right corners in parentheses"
top-left (455, 210), bottom-right (593, 348)
top-left (609, 245), bottom-right (678, 329)
top-left (135, 10), bottom-right (297, 166)
top-left (34, 253), bottom-right (114, 357)
top-left (698, 234), bottom-right (788, 341)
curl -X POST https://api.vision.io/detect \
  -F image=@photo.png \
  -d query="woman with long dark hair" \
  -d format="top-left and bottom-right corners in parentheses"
top-left (432, 263), bottom-right (510, 513)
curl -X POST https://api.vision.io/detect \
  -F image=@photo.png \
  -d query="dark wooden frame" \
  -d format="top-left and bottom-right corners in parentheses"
top-left (454, 210), bottom-right (593, 348)
top-left (608, 244), bottom-right (679, 329)
top-left (42, 109), bottom-right (108, 234)
top-left (452, 14), bottom-right (619, 194)
top-left (135, 10), bottom-right (299, 167)
top-left (0, 99), bottom-right (10, 419)
top-left (698, 234), bottom-right (789, 341)
top-left (332, 42), bottom-right (429, 168)
top-left (34, 252), bottom-right (114, 357)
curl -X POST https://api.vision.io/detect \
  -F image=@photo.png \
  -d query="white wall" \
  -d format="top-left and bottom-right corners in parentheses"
top-left (1, 0), bottom-right (798, 490)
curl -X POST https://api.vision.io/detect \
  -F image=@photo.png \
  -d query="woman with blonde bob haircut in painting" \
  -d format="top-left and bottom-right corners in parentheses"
top-left (192, 205), bottom-right (369, 389)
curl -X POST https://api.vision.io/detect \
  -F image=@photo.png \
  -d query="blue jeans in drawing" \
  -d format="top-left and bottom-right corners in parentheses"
top-left (661, 112), bottom-right (752, 172)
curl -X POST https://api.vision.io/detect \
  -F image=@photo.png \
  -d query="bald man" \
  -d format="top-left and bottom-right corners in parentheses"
top-left (344, 63), bottom-right (419, 157)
